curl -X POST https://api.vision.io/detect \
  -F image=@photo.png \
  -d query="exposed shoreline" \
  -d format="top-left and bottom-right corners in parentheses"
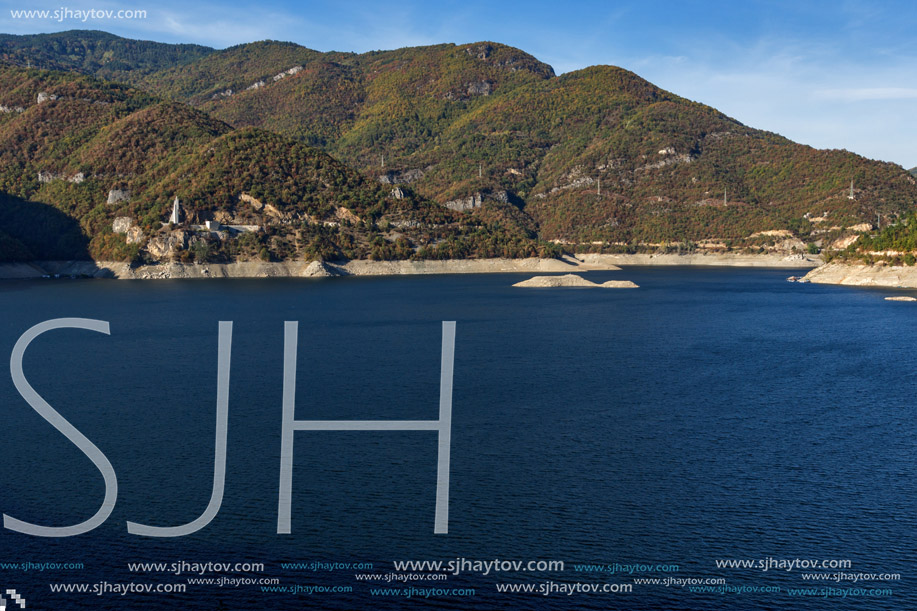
top-left (801, 262), bottom-right (917, 288)
top-left (573, 253), bottom-right (820, 268)
top-left (0, 258), bottom-right (607, 280)
top-left (0, 252), bottom-right (820, 280)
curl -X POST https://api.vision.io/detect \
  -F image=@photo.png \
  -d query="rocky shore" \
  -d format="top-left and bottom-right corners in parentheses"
top-left (801, 262), bottom-right (917, 288)
top-left (0, 252), bottom-right (820, 280)
top-left (0, 257), bottom-right (616, 280)
top-left (573, 252), bottom-right (821, 268)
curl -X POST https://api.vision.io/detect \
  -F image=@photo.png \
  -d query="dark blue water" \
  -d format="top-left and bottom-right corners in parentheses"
top-left (0, 268), bottom-right (914, 610)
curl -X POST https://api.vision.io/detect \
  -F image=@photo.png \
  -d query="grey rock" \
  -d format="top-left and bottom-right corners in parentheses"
top-left (302, 261), bottom-right (339, 277)
top-left (378, 168), bottom-right (426, 184)
top-left (147, 231), bottom-right (188, 259)
top-left (107, 189), bottom-right (130, 205)
top-left (443, 190), bottom-right (509, 211)
top-left (126, 226), bottom-right (144, 245)
top-left (465, 44), bottom-right (493, 59)
top-left (444, 193), bottom-right (483, 212)
top-left (466, 81), bottom-right (493, 96)
top-left (112, 217), bottom-right (133, 234)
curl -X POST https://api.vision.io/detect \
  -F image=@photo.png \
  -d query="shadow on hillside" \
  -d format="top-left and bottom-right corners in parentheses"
top-left (0, 191), bottom-right (93, 263)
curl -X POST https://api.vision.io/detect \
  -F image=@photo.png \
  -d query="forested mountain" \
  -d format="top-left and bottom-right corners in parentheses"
top-left (1, 31), bottom-right (915, 262)
top-left (0, 64), bottom-right (548, 263)
top-left (125, 38), bottom-right (917, 247)
top-left (0, 30), bottom-right (213, 80)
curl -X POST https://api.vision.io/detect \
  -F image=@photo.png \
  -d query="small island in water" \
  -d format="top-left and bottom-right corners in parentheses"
top-left (513, 274), bottom-right (638, 288)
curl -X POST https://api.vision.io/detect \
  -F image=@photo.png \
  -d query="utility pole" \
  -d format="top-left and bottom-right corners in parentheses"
top-left (381, 154), bottom-right (384, 168)
top-left (597, 177), bottom-right (601, 196)
top-left (724, 188), bottom-right (727, 205)
top-left (478, 163), bottom-right (482, 178)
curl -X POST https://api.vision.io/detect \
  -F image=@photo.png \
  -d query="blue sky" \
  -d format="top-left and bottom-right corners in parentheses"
top-left (3, 0), bottom-right (916, 168)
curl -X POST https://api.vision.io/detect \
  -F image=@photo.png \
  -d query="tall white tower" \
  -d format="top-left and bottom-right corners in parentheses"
top-left (169, 196), bottom-right (181, 224)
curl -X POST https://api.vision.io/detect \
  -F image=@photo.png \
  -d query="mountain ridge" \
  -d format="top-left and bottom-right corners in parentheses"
top-left (0, 30), bottom-right (214, 79)
top-left (113, 36), bottom-right (913, 249)
top-left (0, 30), bottom-right (915, 264)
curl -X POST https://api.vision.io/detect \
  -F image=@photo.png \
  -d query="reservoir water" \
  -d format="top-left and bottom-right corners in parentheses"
top-left (0, 267), bottom-right (914, 609)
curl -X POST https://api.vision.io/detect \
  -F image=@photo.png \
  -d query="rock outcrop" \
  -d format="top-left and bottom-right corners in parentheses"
top-left (112, 217), bottom-right (133, 234)
top-left (465, 80), bottom-right (493, 96)
top-left (147, 230), bottom-right (188, 258)
top-left (378, 168), bottom-right (427, 184)
top-left (239, 192), bottom-right (264, 210)
top-left (38, 170), bottom-right (83, 183)
top-left (107, 189), bottom-right (130, 205)
top-left (830, 235), bottom-right (860, 250)
top-left (126, 226), bottom-right (144, 244)
top-left (443, 190), bottom-right (511, 212)
top-left (513, 273), bottom-right (638, 288)
top-left (802, 263), bottom-right (917, 288)
top-left (445, 193), bottom-right (483, 211)
top-left (301, 261), bottom-right (338, 277)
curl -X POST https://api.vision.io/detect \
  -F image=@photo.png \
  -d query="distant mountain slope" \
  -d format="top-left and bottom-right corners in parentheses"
top-left (0, 30), bottom-right (214, 80)
top-left (0, 65), bottom-right (548, 263)
top-left (2, 31), bottom-right (916, 254)
top-left (133, 40), bottom-right (555, 152)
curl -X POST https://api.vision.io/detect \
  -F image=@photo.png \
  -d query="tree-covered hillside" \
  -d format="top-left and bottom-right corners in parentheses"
top-left (117, 38), bottom-right (917, 247)
top-left (1, 31), bottom-right (916, 258)
top-left (0, 30), bottom-right (213, 80)
top-left (0, 64), bottom-right (551, 263)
